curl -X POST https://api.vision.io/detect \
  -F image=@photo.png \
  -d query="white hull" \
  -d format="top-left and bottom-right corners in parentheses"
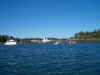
top-left (4, 39), bottom-right (17, 45)
top-left (4, 42), bottom-right (16, 45)
top-left (42, 37), bottom-right (50, 43)
top-left (54, 42), bottom-right (59, 45)
top-left (42, 40), bottom-right (49, 43)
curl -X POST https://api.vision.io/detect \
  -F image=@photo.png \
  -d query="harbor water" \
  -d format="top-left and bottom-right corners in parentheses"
top-left (0, 42), bottom-right (100, 75)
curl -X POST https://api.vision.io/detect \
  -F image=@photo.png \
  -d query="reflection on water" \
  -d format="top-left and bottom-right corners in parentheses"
top-left (0, 42), bottom-right (100, 75)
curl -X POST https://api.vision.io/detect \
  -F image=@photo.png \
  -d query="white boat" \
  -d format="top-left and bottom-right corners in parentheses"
top-left (54, 42), bottom-right (59, 45)
top-left (4, 39), bottom-right (17, 45)
top-left (42, 37), bottom-right (50, 43)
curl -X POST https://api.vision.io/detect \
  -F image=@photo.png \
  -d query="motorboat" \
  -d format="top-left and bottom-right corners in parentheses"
top-left (54, 42), bottom-right (59, 45)
top-left (4, 39), bottom-right (17, 45)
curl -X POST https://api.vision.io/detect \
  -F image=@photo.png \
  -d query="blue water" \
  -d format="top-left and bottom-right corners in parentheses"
top-left (0, 42), bottom-right (100, 75)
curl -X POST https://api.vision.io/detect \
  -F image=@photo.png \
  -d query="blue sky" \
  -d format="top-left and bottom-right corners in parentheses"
top-left (0, 0), bottom-right (100, 38)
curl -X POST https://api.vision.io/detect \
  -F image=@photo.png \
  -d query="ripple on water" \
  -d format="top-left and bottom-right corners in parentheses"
top-left (0, 42), bottom-right (100, 75)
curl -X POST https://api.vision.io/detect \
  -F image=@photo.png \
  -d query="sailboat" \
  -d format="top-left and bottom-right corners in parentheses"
top-left (42, 37), bottom-right (50, 43)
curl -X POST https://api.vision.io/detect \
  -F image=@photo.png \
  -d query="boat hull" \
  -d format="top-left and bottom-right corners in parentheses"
top-left (4, 42), bottom-right (16, 45)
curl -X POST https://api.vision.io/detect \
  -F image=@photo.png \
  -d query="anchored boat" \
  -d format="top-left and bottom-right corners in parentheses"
top-left (42, 37), bottom-right (50, 43)
top-left (4, 39), bottom-right (17, 45)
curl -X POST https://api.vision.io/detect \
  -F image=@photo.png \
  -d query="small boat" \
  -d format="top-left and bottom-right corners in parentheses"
top-left (42, 37), bottom-right (50, 43)
top-left (54, 42), bottom-right (59, 45)
top-left (4, 39), bottom-right (17, 45)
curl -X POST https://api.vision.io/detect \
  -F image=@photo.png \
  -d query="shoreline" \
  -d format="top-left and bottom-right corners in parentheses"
top-left (18, 39), bottom-right (100, 43)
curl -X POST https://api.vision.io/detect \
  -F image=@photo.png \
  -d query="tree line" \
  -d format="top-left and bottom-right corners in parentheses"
top-left (0, 35), bottom-right (14, 42)
top-left (73, 29), bottom-right (100, 40)
top-left (1, 29), bottom-right (100, 42)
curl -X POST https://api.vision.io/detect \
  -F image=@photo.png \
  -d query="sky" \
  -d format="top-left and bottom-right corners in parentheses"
top-left (0, 0), bottom-right (100, 38)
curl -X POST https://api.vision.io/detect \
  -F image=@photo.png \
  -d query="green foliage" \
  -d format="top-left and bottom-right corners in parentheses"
top-left (0, 35), bottom-right (14, 42)
top-left (74, 29), bottom-right (100, 39)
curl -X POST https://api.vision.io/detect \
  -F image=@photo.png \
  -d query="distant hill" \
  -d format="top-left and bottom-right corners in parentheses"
top-left (72, 29), bottom-right (100, 40)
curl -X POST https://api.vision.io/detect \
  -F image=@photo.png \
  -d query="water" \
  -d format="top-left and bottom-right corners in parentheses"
top-left (0, 42), bottom-right (100, 75)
